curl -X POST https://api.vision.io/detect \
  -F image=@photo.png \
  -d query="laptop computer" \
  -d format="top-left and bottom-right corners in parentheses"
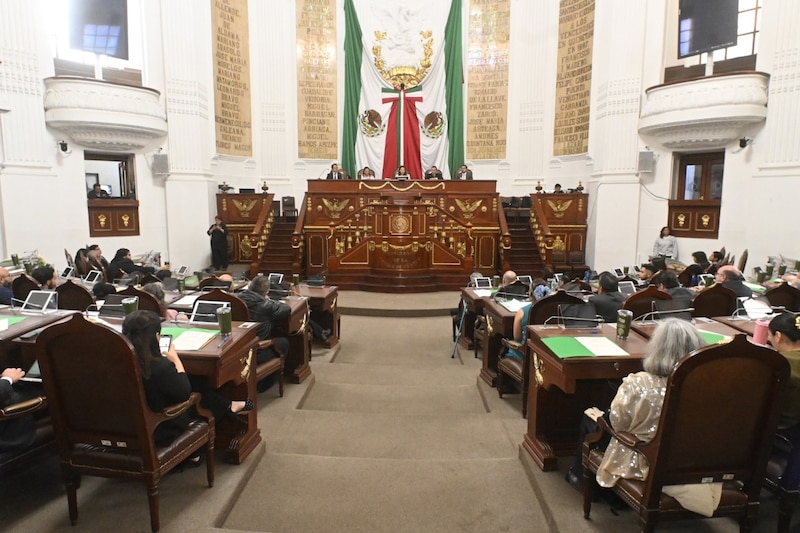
top-left (618, 280), bottom-right (637, 297)
top-left (517, 275), bottom-right (532, 287)
top-left (84, 270), bottom-right (103, 284)
top-left (189, 300), bottom-right (230, 324)
top-left (60, 266), bottom-right (74, 278)
top-left (473, 277), bottom-right (492, 289)
top-left (176, 265), bottom-right (190, 277)
top-left (268, 273), bottom-right (284, 286)
top-left (99, 293), bottom-right (128, 318)
top-left (21, 290), bottom-right (58, 313)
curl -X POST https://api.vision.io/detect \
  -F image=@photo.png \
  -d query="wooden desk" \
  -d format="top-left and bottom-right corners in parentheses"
top-left (271, 297), bottom-right (312, 383)
top-left (0, 310), bottom-right (78, 369)
top-left (459, 288), bottom-right (491, 350)
top-left (295, 285), bottom-right (340, 348)
top-left (712, 316), bottom-right (757, 336)
top-left (631, 318), bottom-right (742, 340)
top-left (166, 322), bottom-right (260, 464)
top-left (522, 323), bottom-right (648, 471)
top-left (479, 299), bottom-right (517, 387)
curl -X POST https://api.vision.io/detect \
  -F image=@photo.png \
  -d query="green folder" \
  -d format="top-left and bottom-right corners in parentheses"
top-left (699, 331), bottom-right (728, 345)
top-left (0, 316), bottom-right (27, 327)
top-left (161, 326), bottom-right (217, 340)
top-left (541, 337), bottom-right (596, 358)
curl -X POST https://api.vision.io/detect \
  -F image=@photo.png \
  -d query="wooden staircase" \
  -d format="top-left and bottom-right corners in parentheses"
top-left (257, 220), bottom-right (294, 277)
top-left (506, 217), bottom-right (545, 277)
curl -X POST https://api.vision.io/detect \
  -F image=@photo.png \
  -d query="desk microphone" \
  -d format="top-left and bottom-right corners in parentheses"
top-left (636, 307), bottom-right (695, 324)
top-left (10, 297), bottom-right (27, 314)
top-left (542, 314), bottom-right (605, 329)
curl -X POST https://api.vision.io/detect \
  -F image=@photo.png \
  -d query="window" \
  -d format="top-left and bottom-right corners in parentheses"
top-left (682, 0), bottom-right (761, 65)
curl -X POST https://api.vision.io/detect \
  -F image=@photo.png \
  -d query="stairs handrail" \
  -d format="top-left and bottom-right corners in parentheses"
top-left (246, 193), bottom-right (275, 277)
top-left (530, 196), bottom-right (554, 268)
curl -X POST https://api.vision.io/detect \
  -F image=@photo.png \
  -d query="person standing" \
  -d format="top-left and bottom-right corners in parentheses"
top-left (207, 215), bottom-right (229, 270)
top-left (652, 226), bottom-right (678, 260)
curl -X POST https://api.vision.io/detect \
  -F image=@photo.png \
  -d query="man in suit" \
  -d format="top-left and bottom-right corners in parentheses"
top-left (652, 270), bottom-right (695, 306)
top-left (0, 367), bottom-right (40, 451)
top-left (453, 164), bottom-right (473, 180)
top-left (325, 163), bottom-right (347, 180)
top-left (716, 265), bottom-right (753, 298)
top-left (589, 271), bottom-right (626, 323)
top-left (424, 166), bottom-right (443, 180)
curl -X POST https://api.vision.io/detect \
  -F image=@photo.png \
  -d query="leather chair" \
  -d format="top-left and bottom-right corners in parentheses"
top-left (737, 249), bottom-right (749, 274)
top-left (677, 267), bottom-right (694, 288)
top-left (622, 286), bottom-right (672, 321)
top-left (495, 280), bottom-right (529, 300)
top-left (199, 275), bottom-right (232, 292)
top-left (690, 283), bottom-right (738, 317)
top-left (766, 283), bottom-right (800, 312)
top-left (35, 314), bottom-right (215, 533)
top-left (55, 279), bottom-right (94, 311)
top-left (764, 432), bottom-right (800, 533)
top-left (119, 285), bottom-right (163, 315)
top-left (551, 250), bottom-right (570, 273)
top-left (582, 334), bottom-right (790, 531)
top-left (497, 291), bottom-right (584, 417)
top-left (0, 395), bottom-right (54, 476)
top-left (140, 273), bottom-right (161, 286)
top-left (197, 290), bottom-right (284, 396)
top-left (11, 274), bottom-right (39, 303)
top-left (282, 196), bottom-right (298, 221)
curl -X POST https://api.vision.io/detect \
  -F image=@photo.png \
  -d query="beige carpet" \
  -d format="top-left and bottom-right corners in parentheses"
top-left (1, 291), bottom-right (786, 532)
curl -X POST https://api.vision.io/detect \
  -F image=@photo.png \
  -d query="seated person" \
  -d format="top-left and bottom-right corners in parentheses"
top-left (706, 251), bottom-right (724, 276)
top-left (424, 166), bottom-right (443, 180)
top-left (638, 263), bottom-right (657, 285)
top-left (87, 183), bottom-right (109, 199)
top-left (715, 265), bottom-right (752, 298)
top-left (503, 300), bottom-right (534, 360)
top-left (590, 271), bottom-right (625, 323)
top-left (531, 278), bottom-right (552, 301)
top-left (768, 312), bottom-right (800, 488)
top-left (107, 248), bottom-right (168, 281)
top-left (92, 282), bottom-right (117, 300)
top-left (86, 245), bottom-right (109, 281)
top-left (142, 282), bottom-right (186, 321)
top-left (73, 248), bottom-right (90, 278)
top-left (121, 310), bottom-right (251, 451)
top-left (496, 270), bottom-right (529, 300)
top-left (453, 164), bottom-right (473, 180)
top-left (31, 265), bottom-right (57, 290)
top-left (652, 270), bottom-right (695, 306)
top-left (552, 183), bottom-right (565, 194)
top-left (783, 273), bottom-right (800, 290)
top-left (237, 274), bottom-right (291, 392)
top-left (0, 267), bottom-right (12, 305)
top-left (0, 366), bottom-right (43, 452)
top-left (357, 166), bottom-right (376, 179)
top-left (325, 163), bottom-right (347, 180)
top-left (394, 165), bottom-right (410, 179)
top-left (681, 251), bottom-right (711, 286)
top-left (567, 319), bottom-right (712, 515)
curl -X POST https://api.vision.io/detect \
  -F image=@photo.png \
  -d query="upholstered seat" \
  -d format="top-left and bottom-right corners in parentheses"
top-left (282, 196), bottom-right (298, 221)
top-left (35, 314), bottom-right (215, 533)
top-left (582, 334), bottom-right (789, 532)
top-left (0, 396), bottom-right (54, 476)
top-left (118, 285), bottom-right (163, 315)
top-left (11, 274), bottom-right (39, 303)
top-left (690, 283), bottom-right (738, 317)
top-left (764, 432), bottom-right (800, 532)
top-left (765, 283), bottom-right (800, 312)
top-left (622, 285), bottom-right (672, 321)
top-left (55, 279), bottom-right (94, 311)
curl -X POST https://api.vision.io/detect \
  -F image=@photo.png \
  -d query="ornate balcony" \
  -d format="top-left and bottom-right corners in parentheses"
top-left (638, 72), bottom-right (769, 150)
top-left (44, 77), bottom-right (167, 152)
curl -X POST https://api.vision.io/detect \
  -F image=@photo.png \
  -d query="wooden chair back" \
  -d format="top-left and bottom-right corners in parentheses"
top-left (140, 273), bottom-right (161, 285)
top-left (197, 288), bottom-right (250, 321)
top-left (583, 334), bottom-right (790, 530)
top-left (737, 249), bottom-right (748, 273)
top-left (765, 283), bottom-right (800, 312)
top-left (118, 285), bottom-right (163, 315)
top-left (34, 313), bottom-right (214, 532)
top-left (496, 280), bottom-right (529, 300)
top-left (11, 274), bottom-right (39, 303)
top-left (622, 285), bottom-right (672, 321)
top-left (55, 279), bottom-right (94, 311)
top-left (199, 275), bottom-right (232, 291)
top-left (677, 267), bottom-right (693, 287)
top-left (528, 290), bottom-right (584, 325)
top-left (282, 196), bottom-right (298, 220)
top-left (690, 283), bottom-right (738, 317)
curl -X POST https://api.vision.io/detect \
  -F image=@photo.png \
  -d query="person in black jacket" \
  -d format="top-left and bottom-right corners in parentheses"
top-left (107, 248), bottom-right (165, 281)
top-left (0, 367), bottom-right (42, 452)
top-left (238, 274), bottom-right (291, 392)
top-left (589, 271), bottom-right (626, 323)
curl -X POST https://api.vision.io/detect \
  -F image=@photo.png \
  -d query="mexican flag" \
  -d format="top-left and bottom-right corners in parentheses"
top-left (342, 0), bottom-right (464, 180)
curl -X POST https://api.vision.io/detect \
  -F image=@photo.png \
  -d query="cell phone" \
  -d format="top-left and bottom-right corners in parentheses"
top-left (159, 334), bottom-right (172, 354)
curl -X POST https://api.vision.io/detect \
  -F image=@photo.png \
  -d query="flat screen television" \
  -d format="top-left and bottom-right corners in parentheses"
top-left (678, 0), bottom-right (738, 59)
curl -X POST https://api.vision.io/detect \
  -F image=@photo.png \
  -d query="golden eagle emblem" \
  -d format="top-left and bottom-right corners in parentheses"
top-left (322, 198), bottom-right (350, 219)
top-left (454, 198), bottom-right (483, 219)
top-left (232, 198), bottom-right (258, 218)
top-left (546, 199), bottom-right (572, 219)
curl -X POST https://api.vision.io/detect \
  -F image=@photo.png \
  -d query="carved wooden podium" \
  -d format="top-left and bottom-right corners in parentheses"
top-left (295, 180), bottom-right (502, 292)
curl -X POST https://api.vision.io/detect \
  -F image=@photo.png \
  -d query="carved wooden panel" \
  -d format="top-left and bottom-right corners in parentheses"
top-left (668, 200), bottom-right (721, 238)
top-left (88, 199), bottom-right (140, 237)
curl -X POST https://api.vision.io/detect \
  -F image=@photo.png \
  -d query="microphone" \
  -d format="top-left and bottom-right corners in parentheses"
top-left (636, 307), bottom-right (695, 324)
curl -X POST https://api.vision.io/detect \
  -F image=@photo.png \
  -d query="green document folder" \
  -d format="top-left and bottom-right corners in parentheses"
top-left (699, 331), bottom-right (728, 345)
top-left (161, 326), bottom-right (217, 340)
top-left (541, 337), bottom-right (596, 358)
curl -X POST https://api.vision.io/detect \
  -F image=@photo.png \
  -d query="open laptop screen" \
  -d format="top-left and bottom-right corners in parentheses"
top-left (189, 300), bottom-right (230, 324)
top-left (22, 290), bottom-right (57, 312)
top-left (474, 277), bottom-right (492, 289)
top-left (268, 273), bottom-right (284, 286)
top-left (618, 281), bottom-right (637, 297)
top-left (99, 294), bottom-right (127, 318)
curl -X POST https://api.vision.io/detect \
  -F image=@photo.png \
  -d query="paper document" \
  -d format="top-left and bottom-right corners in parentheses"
top-left (172, 330), bottom-right (216, 351)
top-left (575, 336), bottom-right (630, 357)
top-left (473, 289), bottom-right (492, 297)
top-left (499, 300), bottom-right (530, 313)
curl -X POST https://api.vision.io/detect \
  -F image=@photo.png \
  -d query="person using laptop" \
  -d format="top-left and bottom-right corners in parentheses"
top-left (680, 251), bottom-right (711, 287)
top-left (496, 270), bottom-right (529, 300)
top-left (0, 366), bottom-right (43, 452)
top-left (0, 267), bottom-right (12, 305)
top-left (31, 265), bottom-right (57, 290)
top-left (238, 275), bottom-right (291, 393)
top-left (589, 271), bottom-right (626, 323)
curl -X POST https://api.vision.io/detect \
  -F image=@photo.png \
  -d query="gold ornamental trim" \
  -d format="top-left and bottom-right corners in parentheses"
top-left (533, 352), bottom-right (544, 387)
top-left (240, 348), bottom-right (253, 381)
top-left (486, 315), bottom-right (494, 337)
top-left (321, 198), bottom-right (350, 219)
top-left (232, 198), bottom-right (258, 218)
top-left (372, 31), bottom-right (433, 88)
top-left (454, 198), bottom-right (483, 219)
top-left (546, 199), bottom-right (572, 218)
top-left (358, 181), bottom-right (445, 192)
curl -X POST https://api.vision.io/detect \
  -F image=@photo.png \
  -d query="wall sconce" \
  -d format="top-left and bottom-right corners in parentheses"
top-left (57, 140), bottom-right (72, 156)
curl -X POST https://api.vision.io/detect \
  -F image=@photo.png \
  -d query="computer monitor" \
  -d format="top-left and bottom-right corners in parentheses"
top-left (473, 277), bottom-right (492, 289)
top-left (614, 268), bottom-right (625, 277)
top-left (189, 300), bottom-right (230, 324)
